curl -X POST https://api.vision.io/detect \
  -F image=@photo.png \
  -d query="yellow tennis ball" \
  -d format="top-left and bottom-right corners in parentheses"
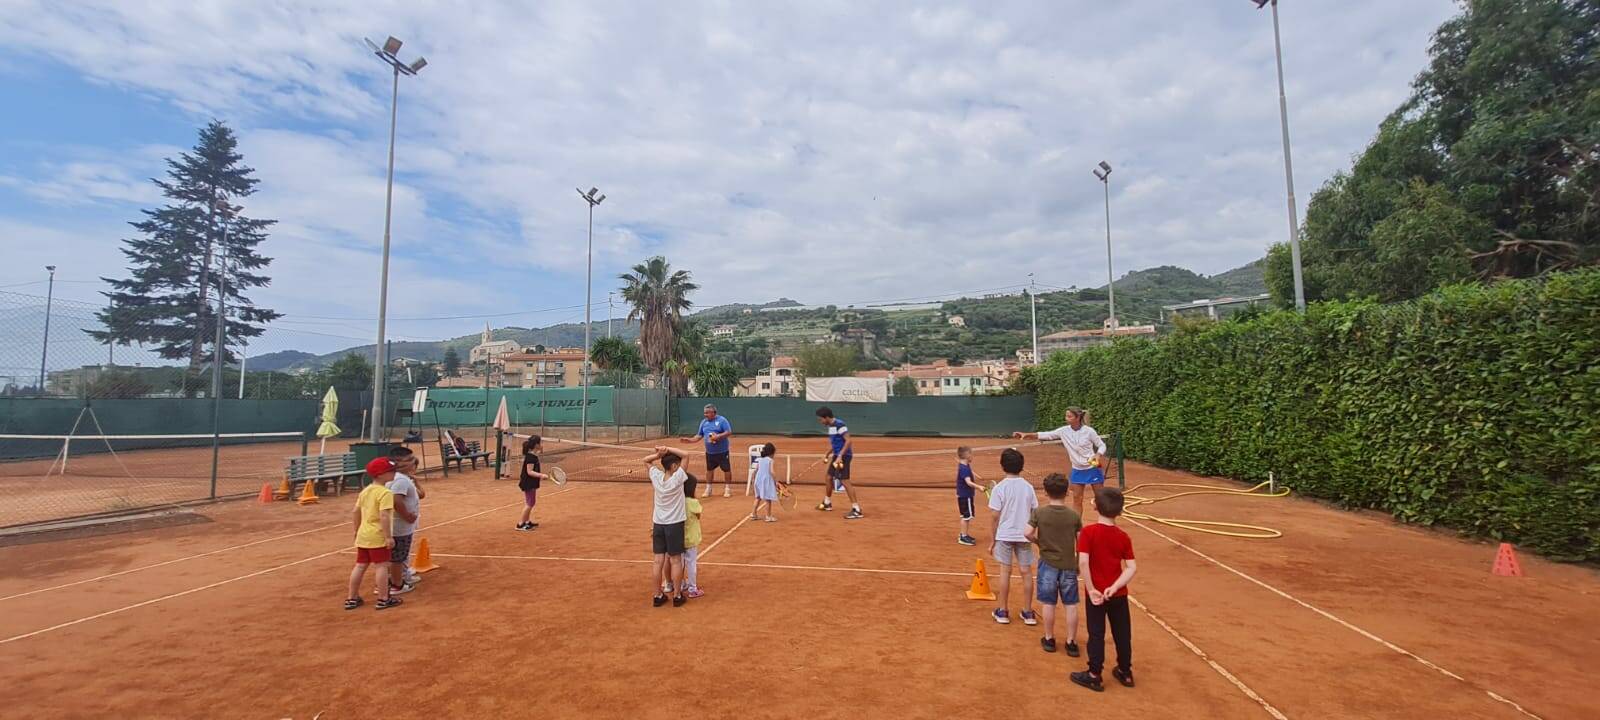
top-left (1089, 456), bottom-right (1100, 467)
top-left (833, 460), bottom-right (844, 469)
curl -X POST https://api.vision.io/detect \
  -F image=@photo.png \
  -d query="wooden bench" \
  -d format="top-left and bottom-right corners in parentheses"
top-left (283, 452), bottom-right (364, 497)
top-left (440, 434), bottom-right (491, 471)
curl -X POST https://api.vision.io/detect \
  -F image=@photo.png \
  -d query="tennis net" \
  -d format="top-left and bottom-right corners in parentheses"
top-left (505, 434), bottom-right (1085, 490)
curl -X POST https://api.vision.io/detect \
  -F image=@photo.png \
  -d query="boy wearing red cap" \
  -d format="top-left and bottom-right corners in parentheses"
top-left (345, 457), bottom-right (403, 611)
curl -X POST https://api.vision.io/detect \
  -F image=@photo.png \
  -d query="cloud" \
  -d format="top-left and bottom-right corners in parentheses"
top-left (0, 0), bottom-right (1461, 342)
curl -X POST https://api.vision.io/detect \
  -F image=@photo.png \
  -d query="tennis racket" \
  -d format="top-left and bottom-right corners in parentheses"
top-left (777, 481), bottom-right (798, 511)
top-left (548, 466), bottom-right (567, 486)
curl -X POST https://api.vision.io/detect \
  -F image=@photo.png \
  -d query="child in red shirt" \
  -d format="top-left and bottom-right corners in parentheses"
top-left (1071, 487), bottom-right (1138, 692)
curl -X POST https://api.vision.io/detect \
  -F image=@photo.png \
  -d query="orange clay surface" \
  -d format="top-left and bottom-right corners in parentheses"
top-left (1, 434), bottom-right (1596, 719)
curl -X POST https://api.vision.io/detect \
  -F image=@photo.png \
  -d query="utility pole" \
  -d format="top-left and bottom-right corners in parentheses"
top-left (1263, 0), bottom-right (1307, 311)
top-left (1028, 274), bottom-right (1039, 365)
top-left (39, 265), bottom-right (56, 394)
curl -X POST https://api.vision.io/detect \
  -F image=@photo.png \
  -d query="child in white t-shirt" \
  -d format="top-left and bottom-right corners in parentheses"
top-left (987, 447), bottom-right (1039, 626)
top-left (750, 442), bottom-right (779, 522)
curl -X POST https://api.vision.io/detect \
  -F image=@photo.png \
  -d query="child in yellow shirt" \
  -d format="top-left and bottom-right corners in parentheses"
top-left (345, 458), bottom-right (402, 611)
top-left (683, 475), bottom-right (705, 599)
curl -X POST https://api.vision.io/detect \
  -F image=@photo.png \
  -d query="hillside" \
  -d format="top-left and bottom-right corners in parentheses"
top-left (248, 319), bottom-right (641, 370)
top-left (693, 298), bottom-right (804, 318)
top-left (695, 259), bottom-right (1270, 369)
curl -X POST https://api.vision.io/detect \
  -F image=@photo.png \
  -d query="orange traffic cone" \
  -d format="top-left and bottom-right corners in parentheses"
top-left (411, 537), bottom-right (439, 573)
top-left (1492, 543), bottom-right (1523, 577)
top-left (258, 483), bottom-right (274, 504)
top-left (275, 478), bottom-right (292, 500)
top-left (296, 479), bottom-right (319, 506)
top-left (965, 559), bottom-right (996, 601)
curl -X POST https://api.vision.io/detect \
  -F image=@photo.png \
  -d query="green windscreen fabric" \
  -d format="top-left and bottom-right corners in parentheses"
top-left (0, 397), bottom-right (320, 436)
top-left (397, 387), bottom-right (616, 426)
top-left (673, 396), bottom-right (1036, 437)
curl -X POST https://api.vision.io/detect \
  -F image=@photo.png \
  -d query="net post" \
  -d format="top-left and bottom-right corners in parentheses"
top-left (494, 429), bottom-right (504, 479)
top-left (1115, 432), bottom-right (1126, 489)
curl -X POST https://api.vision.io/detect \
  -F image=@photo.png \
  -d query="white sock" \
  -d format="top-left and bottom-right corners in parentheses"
top-left (852, 504), bottom-right (861, 511)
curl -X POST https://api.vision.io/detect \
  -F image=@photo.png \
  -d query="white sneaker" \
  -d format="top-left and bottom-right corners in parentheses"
top-left (723, 488), bottom-right (731, 498)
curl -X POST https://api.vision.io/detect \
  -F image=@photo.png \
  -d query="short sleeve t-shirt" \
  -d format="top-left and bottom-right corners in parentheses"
top-left (519, 452), bottom-right (541, 492)
top-left (1077, 522), bottom-right (1135, 596)
top-left (684, 497), bottom-right (704, 548)
top-left (955, 463), bottom-right (976, 498)
top-left (354, 483), bottom-right (395, 549)
top-left (1030, 505), bottom-right (1083, 569)
top-left (986, 476), bottom-right (1038, 543)
top-left (827, 419), bottom-right (851, 457)
top-left (389, 474), bottom-right (420, 536)
top-left (1038, 424), bottom-right (1107, 470)
top-left (699, 416), bottom-right (732, 454)
top-left (649, 466), bottom-right (688, 524)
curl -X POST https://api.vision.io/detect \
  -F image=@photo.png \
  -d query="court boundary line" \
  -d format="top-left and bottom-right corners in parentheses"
top-left (697, 514), bottom-right (751, 559)
top-left (421, 550), bottom-right (1290, 717)
top-left (1128, 595), bottom-right (1288, 719)
top-left (0, 519), bottom-right (349, 603)
top-left (0, 489), bottom-right (576, 646)
top-left (1127, 517), bottom-right (1543, 720)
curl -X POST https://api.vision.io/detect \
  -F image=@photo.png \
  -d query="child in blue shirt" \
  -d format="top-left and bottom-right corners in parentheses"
top-left (955, 446), bottom-right (984, 546)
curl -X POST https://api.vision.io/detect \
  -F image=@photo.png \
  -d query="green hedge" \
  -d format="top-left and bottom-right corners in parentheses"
top-left (1019, 270), bottom-right (1600, 561)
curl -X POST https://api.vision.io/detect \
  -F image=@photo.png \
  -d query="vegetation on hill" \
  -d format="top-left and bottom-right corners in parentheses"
top-left (1266, 0), bottom-right (1599, 306)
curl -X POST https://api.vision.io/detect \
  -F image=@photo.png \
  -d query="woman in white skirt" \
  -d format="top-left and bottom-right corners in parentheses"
top-left (750, 442), bottom-right (779, 522)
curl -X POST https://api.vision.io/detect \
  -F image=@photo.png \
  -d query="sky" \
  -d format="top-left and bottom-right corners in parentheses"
top-left (0, 0), bottom-right (1461, 366)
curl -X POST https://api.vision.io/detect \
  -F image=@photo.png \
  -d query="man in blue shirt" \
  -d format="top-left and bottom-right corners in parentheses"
top-left (681, 403), bottom-right (733, 498)
top-left (814, 406), bottom-right (863, 519)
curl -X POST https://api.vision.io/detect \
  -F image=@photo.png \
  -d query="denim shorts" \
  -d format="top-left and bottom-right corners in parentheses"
top-left (993, 540), bottom-right (1034, 567)
top-left (1035, 559), bottom-right (1080, 605)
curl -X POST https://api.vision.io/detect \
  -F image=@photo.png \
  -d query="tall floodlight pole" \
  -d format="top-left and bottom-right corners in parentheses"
top-left (1030, 279), bottom-right (1039, 364)
top-left (1256, 0), bottom-right (1306, 311)
top-left (577, 187), bottom-right (606, 442)
top-left (364, 35), bottom-right (428, 442)
top-left (38, 265), bottom-right (56, 394)
top-left (1093, 162), bottom-right (1116, 331)
top-left (608, 291), bottom-right (614, 339)
top-left (209, 211), bottom-right (229, 499)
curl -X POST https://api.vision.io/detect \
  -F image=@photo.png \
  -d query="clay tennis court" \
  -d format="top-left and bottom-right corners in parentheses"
top-left (1, 434), bottom-right (1596, 719)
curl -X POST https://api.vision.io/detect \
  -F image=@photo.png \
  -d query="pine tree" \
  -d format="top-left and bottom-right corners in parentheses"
top-left (92, 121), bottom-right (281, 376)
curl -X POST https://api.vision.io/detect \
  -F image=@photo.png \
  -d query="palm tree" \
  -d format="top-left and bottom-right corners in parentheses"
top-left (664, 320), bottom-right (708, 395)
top-left (619, 256), bottom-right (698, 388)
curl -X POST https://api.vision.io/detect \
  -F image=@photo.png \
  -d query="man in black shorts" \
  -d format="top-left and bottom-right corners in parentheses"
top-left (681, 403), bottom-right (733, 498)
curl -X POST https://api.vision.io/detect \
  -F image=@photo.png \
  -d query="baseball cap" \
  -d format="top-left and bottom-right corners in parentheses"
top-left (366, 457), bottom-right (398, 477)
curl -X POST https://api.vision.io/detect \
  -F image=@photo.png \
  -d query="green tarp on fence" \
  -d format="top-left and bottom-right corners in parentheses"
top-left (0, 397), bottom-right (320, 437)
top-left (398, 387), bottom-right (616, 426)
top-left (671, 396), bottom-right (1036, 437)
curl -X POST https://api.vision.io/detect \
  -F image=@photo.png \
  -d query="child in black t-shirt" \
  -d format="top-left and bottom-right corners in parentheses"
top-left (517, 435), bottom-right (548, 531)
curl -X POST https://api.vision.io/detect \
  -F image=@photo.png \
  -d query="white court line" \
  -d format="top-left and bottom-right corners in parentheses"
top-left (429, 552), bottom-right (965, 577)
top-left (1127, 517), bottom-right (1544, 720)
top-left (696, 513), bottom-right (751, 559)
top-left (0, 490), bottom-right (574, 646)
top-left (1128, 595), bottom-right (1289, 719)
top-left (0, 520), bottom-right (348, 603)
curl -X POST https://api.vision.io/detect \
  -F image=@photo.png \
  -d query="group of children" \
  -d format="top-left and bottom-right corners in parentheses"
top-left (957, 407), bottom-right (1138, 693)
top-left (345, 446), bottom-right (427, 611)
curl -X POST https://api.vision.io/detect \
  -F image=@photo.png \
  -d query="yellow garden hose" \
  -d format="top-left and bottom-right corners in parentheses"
top-left (1121, 481), bottom-right (1290, 539)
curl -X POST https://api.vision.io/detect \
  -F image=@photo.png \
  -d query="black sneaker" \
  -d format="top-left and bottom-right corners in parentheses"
top-left (515, 522), bottom-right (533, 532)
top-left (1065, 641), bottom-right (1081, 658)
top-left (957, 535), bottom-right (976, 546)
top-left (527, 522), bottom-right (539, 529)
top-left (1070, 671), bottom-right (1104, 692)
top-left (1112, 667), bottom-right (1135, 688)
top-left (1040, 636), bottom-right (1057, 653)
top-left (671, 594), bottom-right (687, 607)
top-left (652, 594), bottom-right (667, 607)
top-left (844, 508), bottom-right (864, 520)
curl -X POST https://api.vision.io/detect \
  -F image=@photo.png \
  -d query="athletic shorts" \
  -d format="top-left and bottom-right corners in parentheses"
top-left (993, 540), bottom-right (1034, 567)
top-left (957, 495), bottom-right (976, 520)
top-left (355, 546), bottom-right (392, 564)
top-left (827, 454), bottom-right (852, 481)
top-left (523, 488), bottom-right (538, 507)
top-left (705, 452), bottom-right (732, 473)
top-left (390, 534), bottom-right (413, 563)
top-left (651, 521), bottom-right (686, 556)
top-left (1036, 559), bottom-right (1080, 605)
top-left (1070, 467), bottom-right (1106, 485)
